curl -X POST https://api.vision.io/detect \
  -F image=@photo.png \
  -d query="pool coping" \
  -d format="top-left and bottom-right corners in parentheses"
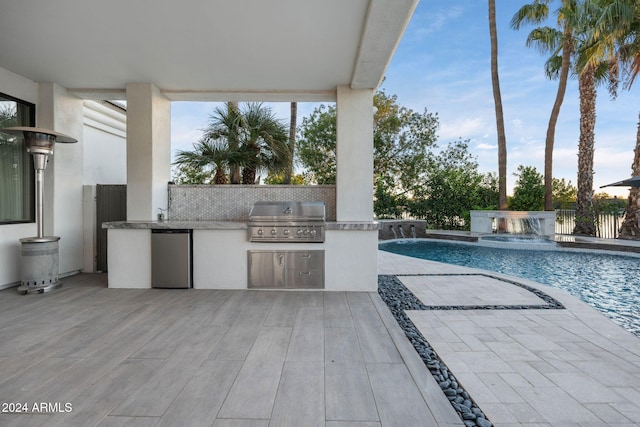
top-left (381, 229), bottom-right (640, 254)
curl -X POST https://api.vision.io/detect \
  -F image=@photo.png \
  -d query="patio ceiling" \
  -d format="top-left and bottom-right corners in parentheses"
top-left (0, 0), bottom-right (418, 101)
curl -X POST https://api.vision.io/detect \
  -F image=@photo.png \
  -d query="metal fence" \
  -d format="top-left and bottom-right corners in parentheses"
top-left (555, 209), bottom-right (625, 239)
top-left (387, 203), bottom-right (627, 239)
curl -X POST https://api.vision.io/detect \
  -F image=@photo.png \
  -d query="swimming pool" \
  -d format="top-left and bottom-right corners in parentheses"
top-left (379, 239), bottom-right (640, 336)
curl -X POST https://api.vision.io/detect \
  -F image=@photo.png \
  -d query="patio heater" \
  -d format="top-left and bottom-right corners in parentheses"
top-left (0, 127), bottom-right (77, 294)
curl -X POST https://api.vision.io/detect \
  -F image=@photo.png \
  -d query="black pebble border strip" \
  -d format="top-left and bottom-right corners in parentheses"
top-left (394, 273), bottom-right (565, 311)
top-left (378, 274), bottom-right (492, 427)
top-left (378, 274), bottom-right (565, 427)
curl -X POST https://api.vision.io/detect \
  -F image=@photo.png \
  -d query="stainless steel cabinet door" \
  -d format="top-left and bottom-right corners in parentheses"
top-left (248, 251), bottom-right (286, 288)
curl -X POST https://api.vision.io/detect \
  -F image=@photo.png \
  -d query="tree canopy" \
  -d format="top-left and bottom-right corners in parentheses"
top-left (509, 165), bottom-right (546, 211)
top-left (297, 94), bottom-right (499, 226)
top-left (297, 89), bottom-right (438, 194)
top-left (410, 139), bottom-right (499, 229)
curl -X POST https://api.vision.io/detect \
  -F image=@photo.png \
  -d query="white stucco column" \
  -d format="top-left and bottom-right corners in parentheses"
top-left (332, 86), bottom-right (377, 291)
top-left (126, 83), bottom-right (171, 221)
top-left (37, 82), bottom-right (84, 275)
top-left (335, 85), bottom-right (374, 221)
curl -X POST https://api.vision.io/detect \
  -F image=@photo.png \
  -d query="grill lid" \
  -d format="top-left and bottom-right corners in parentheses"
top-left (249, 201), bottom-right (325, 222)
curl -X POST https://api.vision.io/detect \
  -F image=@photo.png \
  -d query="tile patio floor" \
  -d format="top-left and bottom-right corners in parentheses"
top-left (0, 268), bottom-right (460, 427)
top-left (0, 249), bottom-right (639, 426)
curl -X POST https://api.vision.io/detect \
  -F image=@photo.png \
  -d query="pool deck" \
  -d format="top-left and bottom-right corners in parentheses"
top-left (379, 249), bottom-right (640, 426)
top-left (0, 243), bottom-right (639, 426)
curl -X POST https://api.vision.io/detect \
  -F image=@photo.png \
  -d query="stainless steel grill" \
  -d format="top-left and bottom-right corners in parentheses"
top-left (248, 201), bottom-right (326, 242)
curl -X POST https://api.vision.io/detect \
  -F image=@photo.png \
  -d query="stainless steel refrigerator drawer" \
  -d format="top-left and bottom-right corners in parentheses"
top-left (285, 268), bottom-right (324, 289)
top-left (151, 229), bottom-right (191, 288)
top-left (286, 251), bottom-right (324, 270)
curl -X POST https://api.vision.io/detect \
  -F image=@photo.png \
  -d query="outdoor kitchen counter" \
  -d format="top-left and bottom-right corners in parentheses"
top-left (102, 221), bottom-right (382, 230)
top-left (104, 221), bottom-right (380, 291)
top-left (102, 220), bottom-right (247, 230)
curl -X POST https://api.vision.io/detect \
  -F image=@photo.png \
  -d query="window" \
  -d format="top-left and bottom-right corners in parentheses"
top-left (0, 93), bottom-right (35, 223)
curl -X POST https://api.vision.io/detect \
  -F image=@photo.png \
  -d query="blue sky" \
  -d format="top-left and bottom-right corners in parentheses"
top-left (171, 0), bottom-right (639, 197)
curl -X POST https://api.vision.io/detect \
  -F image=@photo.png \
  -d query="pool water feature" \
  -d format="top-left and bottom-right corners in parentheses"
top-left (478, 234), bottom-right (556, 250)
top-left (380, 239), bottom-right (640, 336)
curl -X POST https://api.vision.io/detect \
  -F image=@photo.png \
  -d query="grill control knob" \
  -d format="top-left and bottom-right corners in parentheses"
top-left (297, 229), bottom-right (303, 236)
top-left (283, 229), bottom-right (290, 236)
top-left (303, 229), bottom-right (309, 236)
top-left (310, 229), bottom-right (317, 237)
top-left (270, 229), bottom-right (277, 236)
top-left (257, 229), bottom-right (263, 236)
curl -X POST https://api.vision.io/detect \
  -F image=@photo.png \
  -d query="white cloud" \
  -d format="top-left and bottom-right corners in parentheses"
top-left (476, 143), bottom-right (496, 150)
top-left (517, 136), bottom-right (538, 146)
top-left (438, 116), bottom-right (489, 141)
top-left (411, 5), bottom-right (464, 38)
top-left (594, 147), bottom-right (634, 170)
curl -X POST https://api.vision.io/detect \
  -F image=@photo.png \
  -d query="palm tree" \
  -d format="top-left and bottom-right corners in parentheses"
top-left (619, 112), bottom-right (640, 238)
top-left (488, 0), bottom-right (508, 211)
top-left (573, 62), bottom-right (598, 235)
top-left (579, 0), bottom-right (640, 238)
top-left (570, 2), bottom-right (621, 235)
top-left (173, 138), bottom-right (246, 184)
top-left (511, 0), bottom-right (574, 211)
top-left (514, 1), bottom-right (609, 235)
top-left (203, 103), bottom-right (244, 184)
top-left (175, 103), bottom-right (289, 185)
top-left (239, 103), bottom-right (290, 184)
top-left (571, 0), bottom-right (636, 235)
top-left (284, 102), bottom-right (297, 185)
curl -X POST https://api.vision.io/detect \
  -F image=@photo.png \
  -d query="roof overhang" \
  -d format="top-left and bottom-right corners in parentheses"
top-left (0, 0), bottom-right (417, 102)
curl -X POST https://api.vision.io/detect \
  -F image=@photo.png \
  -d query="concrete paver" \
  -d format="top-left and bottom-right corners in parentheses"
top-left (379, 250), bottom-right (640, 426)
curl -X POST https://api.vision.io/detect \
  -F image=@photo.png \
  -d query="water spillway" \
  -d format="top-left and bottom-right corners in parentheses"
top-left (470, 210), bottom-right (556, 237)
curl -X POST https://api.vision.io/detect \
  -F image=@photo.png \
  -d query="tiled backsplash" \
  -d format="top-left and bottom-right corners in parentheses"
top-left (168, 185), bottom-right (337, 221)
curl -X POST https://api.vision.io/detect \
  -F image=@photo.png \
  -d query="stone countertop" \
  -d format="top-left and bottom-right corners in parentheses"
top-left (102, 221), bottom-right (247, 230)
top-left (326, 221), bottom-right (382, 230)
top-left (102, 220), bottom-right (382, 230)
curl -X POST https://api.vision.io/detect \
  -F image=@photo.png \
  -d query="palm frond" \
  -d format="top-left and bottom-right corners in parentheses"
top-left (526, 26), bottom-right (564, 55)
top-left (544, 54), bottom-right (564, 79)
top-left (510, 2), bottom-right (550, 30)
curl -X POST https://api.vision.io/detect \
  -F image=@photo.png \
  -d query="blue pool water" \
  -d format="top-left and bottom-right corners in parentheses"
top-left (379, 239), bottom-right (640, 335)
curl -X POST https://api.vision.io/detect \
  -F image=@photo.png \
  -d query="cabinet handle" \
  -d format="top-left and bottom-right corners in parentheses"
top-left (299, 271), bottom-right (311, 276)
top-left (300, 254), bottom-right (311, 258)
top-left (278, 254), bottom-right (284, 266)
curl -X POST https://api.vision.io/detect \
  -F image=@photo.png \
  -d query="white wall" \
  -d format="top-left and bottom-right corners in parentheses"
top-left (83, 101), bottom-right (126, 185)
top-left (0, 66), bottom-right (127, 287)
top-left (38, 83), bottom-right (84, 278)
